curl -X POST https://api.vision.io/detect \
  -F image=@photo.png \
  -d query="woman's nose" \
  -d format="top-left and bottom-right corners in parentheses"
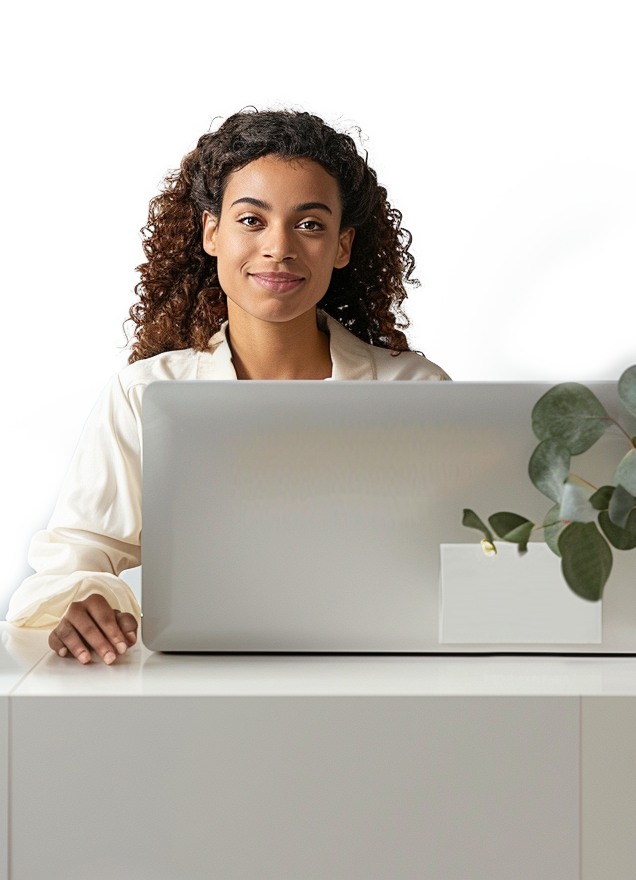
top-left (261, 224), bottom-right (296, 261)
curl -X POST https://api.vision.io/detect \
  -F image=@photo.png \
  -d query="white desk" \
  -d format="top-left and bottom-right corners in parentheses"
top-left (2, 620), bottom-right (636, 880)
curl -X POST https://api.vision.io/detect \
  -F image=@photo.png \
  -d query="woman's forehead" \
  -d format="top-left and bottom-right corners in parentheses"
top-left (222, 155), bottom-right (342, 210)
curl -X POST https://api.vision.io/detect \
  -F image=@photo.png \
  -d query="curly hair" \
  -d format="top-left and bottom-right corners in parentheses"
top-left (127, 108), bottom-right (422, 363)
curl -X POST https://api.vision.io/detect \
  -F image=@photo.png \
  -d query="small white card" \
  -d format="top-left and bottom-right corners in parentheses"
top-left (439, 543), bottom-right (602, 644)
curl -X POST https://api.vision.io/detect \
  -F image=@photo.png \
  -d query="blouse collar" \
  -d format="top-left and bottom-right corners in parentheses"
top-left (196, 310), bottom-right (376, 381)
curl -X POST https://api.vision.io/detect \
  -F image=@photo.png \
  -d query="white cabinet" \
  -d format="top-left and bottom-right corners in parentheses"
top-left (3, 626), bottom-right (636, 880)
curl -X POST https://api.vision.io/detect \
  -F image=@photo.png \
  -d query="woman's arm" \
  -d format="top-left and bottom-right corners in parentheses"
top-left (7, 372), bottom-right (145, 661)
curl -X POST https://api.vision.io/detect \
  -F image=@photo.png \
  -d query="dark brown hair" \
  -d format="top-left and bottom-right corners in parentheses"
top-left (127, 109), bottom-right (422, 363)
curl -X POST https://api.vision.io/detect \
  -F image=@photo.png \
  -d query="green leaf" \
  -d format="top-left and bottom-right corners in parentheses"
top-left (543, 502), bottom-right (564, 557)
top-left (590, 485), bottom-right (615, 511)
top-left (559, 475), bottom-right (597, 523)
top-left (618, 365), bottom-right (636, 419)
top-left (531, 383), bottom-right (610, 454)
top-left (608, 483), bottom-right (636, 528)
top-left (528, 438), bottom-right (570, 502)
top-left (488, 511), bottom-right (532, 539)
top-left (558, 521), bottom-right (613, 601)
top-left (614, 448), bottom-right (636, 496)
top-left (462, 509), bottom-right (494, 544)
top-left (488, 512), bottom-right (534, 554)
top-left (504, 521), bottom-right (535, 554)
top-left (599, 508), bottom-right (636, 550)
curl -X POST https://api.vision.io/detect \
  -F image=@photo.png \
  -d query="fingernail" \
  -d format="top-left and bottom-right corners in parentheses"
top-left (127, 632), bottom-right (137, 644)
top-left (79, 651), bottom-right (91, 664)
top-left (104, 652), bottom-right (116, 664)
top-left (59, 647), bottom-right (68, 657)
top-left (116, 641), bottom-right (127, 654)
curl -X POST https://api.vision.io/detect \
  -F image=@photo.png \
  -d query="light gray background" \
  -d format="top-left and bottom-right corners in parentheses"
top-left (3, 0), bottom-right (635, 614)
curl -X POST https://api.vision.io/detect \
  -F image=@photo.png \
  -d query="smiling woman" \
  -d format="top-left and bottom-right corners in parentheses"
top-left (128, 108), bottom-right (432, 362)
top-left (6, 107), bottom-right (450, 663)
top-left (201, 155), bottom-right (356, 379)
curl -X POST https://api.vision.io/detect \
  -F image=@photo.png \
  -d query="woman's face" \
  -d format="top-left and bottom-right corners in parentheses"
top-left (202, 155), bottom-right (355, 325)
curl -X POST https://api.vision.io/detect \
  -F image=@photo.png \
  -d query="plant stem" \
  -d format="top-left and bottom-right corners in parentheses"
top-left (605, 416), bottom-right (634, 447)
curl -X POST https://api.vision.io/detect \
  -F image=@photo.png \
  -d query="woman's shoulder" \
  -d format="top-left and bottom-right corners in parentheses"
top-left (117, 347), bottom-right (203, 393)
top-left (321, 312), bottom-right (450, 381)
top-left (368, 343), bottom-right (451, 381)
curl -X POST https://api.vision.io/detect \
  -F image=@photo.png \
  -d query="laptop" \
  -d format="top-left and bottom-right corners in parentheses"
top-left (140, 381), bottom-right (636, 654)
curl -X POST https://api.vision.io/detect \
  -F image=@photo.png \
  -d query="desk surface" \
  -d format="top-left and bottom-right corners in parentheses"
top-left (3, 621), bottom-right (636, 696)
top-left (4, 623), bottom-right (636, 880)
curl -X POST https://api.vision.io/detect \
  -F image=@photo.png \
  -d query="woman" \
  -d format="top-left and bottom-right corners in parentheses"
top-left (7, 108), bottom-right (450, 663)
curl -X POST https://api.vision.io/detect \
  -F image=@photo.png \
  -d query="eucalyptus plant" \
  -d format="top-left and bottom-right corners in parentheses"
top-left (463, 365), bottom-right (636, 601)
top-left (0, 303), bottom-right (57, 476)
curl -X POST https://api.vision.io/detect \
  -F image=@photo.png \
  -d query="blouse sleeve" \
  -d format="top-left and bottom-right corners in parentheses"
top-left (6, 373), bottom-right (144, 628)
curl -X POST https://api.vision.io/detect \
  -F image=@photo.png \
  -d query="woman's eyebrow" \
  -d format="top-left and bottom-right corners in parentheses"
top-left (295, 201), bottom-right (333, 214)
top-left (229, 197), bottom-right (333, 214)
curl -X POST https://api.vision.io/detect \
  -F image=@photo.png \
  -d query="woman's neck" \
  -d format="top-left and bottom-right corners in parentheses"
top-left (225, 305), bottom-right (332, 380)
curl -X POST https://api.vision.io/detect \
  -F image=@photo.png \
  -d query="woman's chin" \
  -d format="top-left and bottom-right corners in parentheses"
top-left (226, 298), bottom-right (320, 327)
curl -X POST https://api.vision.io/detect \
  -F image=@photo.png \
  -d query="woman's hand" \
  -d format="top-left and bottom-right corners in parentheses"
top-left (48, 593), bottom-right (138, 665)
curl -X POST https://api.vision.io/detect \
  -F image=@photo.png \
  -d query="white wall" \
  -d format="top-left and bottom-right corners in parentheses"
top-left (3, 0), bottom-right (635, 615)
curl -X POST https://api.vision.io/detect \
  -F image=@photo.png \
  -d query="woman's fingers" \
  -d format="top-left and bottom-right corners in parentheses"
top-left (48, 629), bottom-right (66, 656)
top-left (48, 616), bottom-right (94, 664)
top-left (115, 609), bottom-right (138, 646)
top-left (48, 593), bottom-right (139, 664)
top-left (81, 595), bottom-right (131, 657)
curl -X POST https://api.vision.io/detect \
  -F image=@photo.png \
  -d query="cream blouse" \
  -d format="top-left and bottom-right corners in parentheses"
top-left (7, 311), bottom-right (450, 628)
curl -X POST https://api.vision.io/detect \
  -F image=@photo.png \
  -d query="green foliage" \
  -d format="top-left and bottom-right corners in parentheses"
top-left (528, 438), bottom-right (570, 502)
top-left (531, 383), bottom-right (610, 454)
top-left (558, 522), bottom-right (613, 601)
top-left (463, 366), bottom-right (636, 601)
top-left (488, 512), bottom-right (534, 553)
top-left (614, 448), bottom-right (636, 496)
top-left (599, 509), bottom-right (636, 551)
top-left (608, 484), bottom-right (636, 529)
top-left (618, 365), bottom-right (636, 418)
top-left (0, 303), bottom-right (57, 476)
top-left (559, 475), bottom-right (596, 523)
top-left (590, 485), bottom-right (615, 510)
top-left (0, 437), bottom-right (57, 476)
top-left (462, 509), bottom-right (494, 544)
top-left (543, 503), bottom-right (564, 557)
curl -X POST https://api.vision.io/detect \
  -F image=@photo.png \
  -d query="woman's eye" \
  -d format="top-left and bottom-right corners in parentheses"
top-left (298, 220), bottom-right (324, 231)
top-left (238, 215), bottom-right (262, 228)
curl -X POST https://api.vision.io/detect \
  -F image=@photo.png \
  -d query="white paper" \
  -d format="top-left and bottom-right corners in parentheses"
top-left (439, 543), bottom-right (602, 644)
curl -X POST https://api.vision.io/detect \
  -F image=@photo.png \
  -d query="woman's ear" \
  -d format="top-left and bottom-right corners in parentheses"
top-left (202, 211), bottom-right (219, 256)
top-left (334, 227), bottom-right (355, 269)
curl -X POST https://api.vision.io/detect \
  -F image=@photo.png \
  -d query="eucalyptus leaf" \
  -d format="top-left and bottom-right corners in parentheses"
top-left (613, 448), bottom-right (636, 496)
top-left (528, 438), bottom-right (570, 502)
top-left (543, 503), bottom-right (564, 557)
top-left (487, 511), bottom-right (534, 553)
top-left (558, 521), bottom-right (613, 601)
top-left (559, 475), bottom-right (597, 523)
top-left (608, 483), bottom-right (636, 529)
top-left (599, 508), bottom-right (636, 551)
top-left (488, 511), bottom-right (533, 540)
top-left (590, 485), bottom-right (615, 511)
top-left (462, 509), bottom-right (494, 544)
top-left (618, 365), bottom-right (636, 418)
top-left (531, 383), bottom-right (610, 454)
top-left (503, 521), bottom-right (535, 553)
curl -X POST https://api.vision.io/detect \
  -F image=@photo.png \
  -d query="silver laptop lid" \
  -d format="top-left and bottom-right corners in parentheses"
top-left (141, 381), bottom-right (636, 654)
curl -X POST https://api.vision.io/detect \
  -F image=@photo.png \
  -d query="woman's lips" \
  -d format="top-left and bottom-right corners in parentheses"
top-left (250, 273), bottom-right (305, 292)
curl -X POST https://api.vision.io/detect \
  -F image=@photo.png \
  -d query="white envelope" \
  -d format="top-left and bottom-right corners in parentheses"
top-left (439, 543), bottom-right (602, 644)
